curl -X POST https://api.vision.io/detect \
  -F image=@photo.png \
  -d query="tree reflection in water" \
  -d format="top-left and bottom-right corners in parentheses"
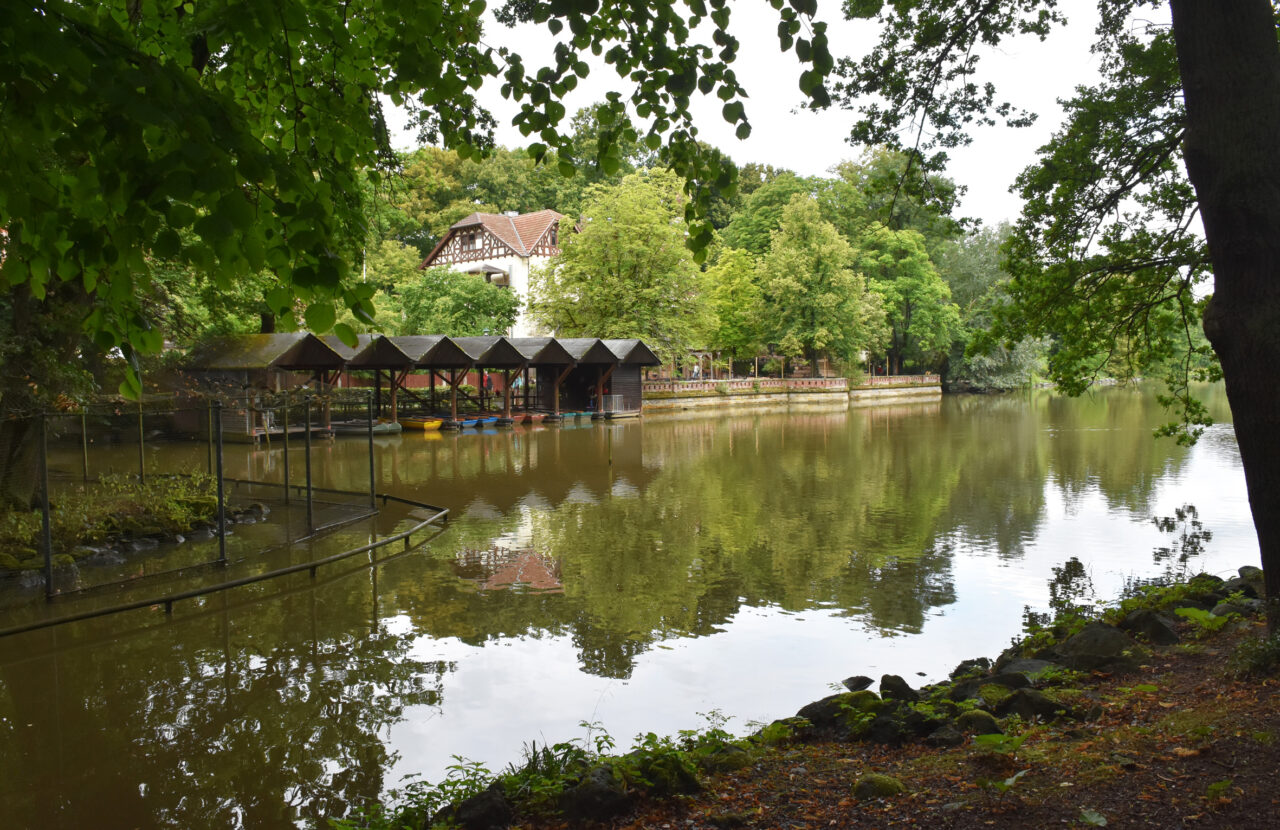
top-left (0, 573), bottom-right (447, 828)
top-left (0, 385), bottom-right (1250, 827)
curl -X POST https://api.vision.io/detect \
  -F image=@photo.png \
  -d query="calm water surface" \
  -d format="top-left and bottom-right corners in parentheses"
top-left (0, 387), bottom-right (1256, 827)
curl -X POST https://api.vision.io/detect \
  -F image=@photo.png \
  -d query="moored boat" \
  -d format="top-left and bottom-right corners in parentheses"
top-left (332, 419), bottom-right (403, 435)
top-left (398, 415), bottom-right (443, 431)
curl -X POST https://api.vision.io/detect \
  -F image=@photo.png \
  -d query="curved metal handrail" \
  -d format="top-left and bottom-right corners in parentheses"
top-left (0, 502), bottom-right (448, 639)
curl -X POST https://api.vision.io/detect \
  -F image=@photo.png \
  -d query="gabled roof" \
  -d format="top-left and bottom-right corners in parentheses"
top-left (185, 333), bottom-right (344, 371)
top-left (336, 335), bottom-right (417, 369)
top-left (557, 338), bottom-right (619, 364)
top-left (505, 337), bottom-right (577, 365)
top-left (422, 209), bottom-right (564, 266)
top-left (319, 333), bottom-right (376, 362)
top-left (451, 336), bottom-right (527, 367)
top-left (602, 339), bottom-right (661, 366)
top-left (388, 335), bottom-right (473, 368)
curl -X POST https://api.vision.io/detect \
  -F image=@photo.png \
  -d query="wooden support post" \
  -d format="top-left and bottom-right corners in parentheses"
top-left (391, 368), bottom-right (408, 422)
top-left (449, 369), bottom-right (459, 421)
top-left (553, 364), bottom-right (574, 415)
top-left (596, 364), bottom-right (616, 414)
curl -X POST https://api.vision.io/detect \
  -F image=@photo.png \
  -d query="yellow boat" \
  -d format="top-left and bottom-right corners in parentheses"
top-left (397, 415), bottom-right (443, 431)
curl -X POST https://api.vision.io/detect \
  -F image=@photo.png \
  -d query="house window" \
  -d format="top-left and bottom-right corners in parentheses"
top-left (462, 232), bottom-right (476, 251)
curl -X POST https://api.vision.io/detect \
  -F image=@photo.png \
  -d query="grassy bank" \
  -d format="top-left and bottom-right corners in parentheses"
top-left (0, 473), bottom-right (223, 572)
top-left (334, 570), bottom-right (1279, 829)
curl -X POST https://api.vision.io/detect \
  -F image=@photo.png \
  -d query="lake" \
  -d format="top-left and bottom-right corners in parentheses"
top-left (0, 385), bottom-right (1256, 827)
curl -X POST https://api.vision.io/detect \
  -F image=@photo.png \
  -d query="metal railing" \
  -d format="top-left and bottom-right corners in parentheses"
top-left (0, 498), bottom-right (448, 638)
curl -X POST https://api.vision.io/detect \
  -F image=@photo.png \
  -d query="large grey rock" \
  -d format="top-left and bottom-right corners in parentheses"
top-left (865, 714), bottom-right (908, 746)
top-left (950, 657), bottom-right (992, 679)
top-left (796, 691), bottom-right (880, 730)
top-left (853, 773), bottom-right (907, 799)
top-left (925, 724), bottom-right (965, 748)
top-left (1118, 608), bottom-right (1180, 645)
top-left (996, 688), bottom-right (1075, 721)
top-left (1212, 598), bottom-right (1264, 617)
top-left (879, 674), bottom-right (919, 702)
top-left (699, 744), bottom-right (751, 773)
top-left (955, 710), bottom-right (1001, 735)
top-left (434, 782), bottom-right (512, 830)
top-left (1002, 659), bottom-right (1060, 678)
top-left (1054, 622), bottom-right (1148, 673)
top-left (1222, 575), bottom-right (1259, 598)
top-left (986, 672), bottom-right (1031, 690)
top-left (560, 765), bottom-right (630, 823)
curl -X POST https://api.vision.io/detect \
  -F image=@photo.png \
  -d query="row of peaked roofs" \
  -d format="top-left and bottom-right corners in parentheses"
top-left (183, 333), bottom-right (661, 372)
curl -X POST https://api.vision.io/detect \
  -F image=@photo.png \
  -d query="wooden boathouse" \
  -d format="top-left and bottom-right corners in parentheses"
top-left (183, 333), bottom-right (659, 434)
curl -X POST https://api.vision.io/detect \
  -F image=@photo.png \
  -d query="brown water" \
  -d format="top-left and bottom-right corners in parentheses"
top-left (0, 387), bottom-right (1256, 828)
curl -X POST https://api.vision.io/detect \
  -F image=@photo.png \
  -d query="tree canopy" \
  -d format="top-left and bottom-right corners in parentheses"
top-left (837, 0), bottom-right (1280, 620)
top-left (528, 169), bottom-right (707, 364)
top-left (858, 224), bottom-right (960, 374)
top-left (1, 0), bottom-right (835, 400)
top-left (759, 195), bottom-right (885, 370)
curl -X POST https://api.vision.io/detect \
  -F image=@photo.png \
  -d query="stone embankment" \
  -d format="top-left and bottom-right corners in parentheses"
top-left (642, 377), bottom-right (940, 414)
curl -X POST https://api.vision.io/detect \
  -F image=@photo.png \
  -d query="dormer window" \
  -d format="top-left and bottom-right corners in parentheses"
top-left (462, 232), bottom-right (477, 251)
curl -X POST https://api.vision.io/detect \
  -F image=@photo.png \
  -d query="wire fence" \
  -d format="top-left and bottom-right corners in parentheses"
top-left (0, 391), bottom-right (392, 600)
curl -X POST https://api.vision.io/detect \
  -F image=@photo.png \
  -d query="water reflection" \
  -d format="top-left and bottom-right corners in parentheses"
top-left (0, 385), bottom-right (1255, 828)
top-left (0, 569), bottom-right (446, 828)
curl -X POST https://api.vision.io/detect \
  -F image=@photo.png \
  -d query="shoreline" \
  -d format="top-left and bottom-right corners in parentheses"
top-left (338, 566), bottom-right (1276, 830)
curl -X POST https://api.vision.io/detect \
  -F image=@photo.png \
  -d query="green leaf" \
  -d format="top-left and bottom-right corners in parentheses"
top-left (304, 302), bottom-right (336, 333)
top-left (333, 322), bottom-right (358, 347)
top-left (1079, 808), bottom-right (1108, 827)
top-left (118, 370), bottom-right (142, 401)
top-left (845, 0), bottom-right (883, 19)
top-left (153, 229), bottom-right (182, 259)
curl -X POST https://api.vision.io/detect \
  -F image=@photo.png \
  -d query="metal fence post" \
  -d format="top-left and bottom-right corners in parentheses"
top-left (367, 391), bottom-right (376, 510)
top-left (207, 400), bottom-right (214, 475)
top-left (80, 408), bottom-right (89, 482)
top-left (40, 414), bottom-right (54, 599)
top-left (214, 400), bottom-right (227, 564)
top-left (137, 394), bottom-right (146, 484)
top-left (304, 393), bottom-right (314, 532)
top-left (282, 391), bottom-right (291, 505)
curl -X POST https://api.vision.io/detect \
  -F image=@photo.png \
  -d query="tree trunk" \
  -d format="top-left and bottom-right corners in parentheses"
top-left (1170, 0), bottom-right (1280, 626)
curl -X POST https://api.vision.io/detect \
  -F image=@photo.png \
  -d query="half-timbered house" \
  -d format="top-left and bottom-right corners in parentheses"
top-left (420, 209), bottom-right (565, 337)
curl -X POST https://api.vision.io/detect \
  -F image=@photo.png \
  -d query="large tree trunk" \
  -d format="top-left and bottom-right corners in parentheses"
top-left (1171, 0), bottom-right (1280, 626)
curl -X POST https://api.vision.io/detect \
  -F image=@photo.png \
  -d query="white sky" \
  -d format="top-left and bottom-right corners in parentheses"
top-left (386, 1), bottom-right (1107, 228)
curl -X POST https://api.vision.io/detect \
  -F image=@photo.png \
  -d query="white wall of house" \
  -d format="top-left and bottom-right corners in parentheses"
top-left (452, 252), bottom-right (551, 337)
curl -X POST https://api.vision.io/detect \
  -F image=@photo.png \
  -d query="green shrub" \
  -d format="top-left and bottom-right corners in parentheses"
top-left (1228, 633), bottom-right (1280, 678)
top-left (0, 473), bottom-right (226, 571)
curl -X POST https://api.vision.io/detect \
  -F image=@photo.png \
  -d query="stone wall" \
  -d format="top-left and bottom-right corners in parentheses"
top-left (642, 385), bottom-right (941, 413)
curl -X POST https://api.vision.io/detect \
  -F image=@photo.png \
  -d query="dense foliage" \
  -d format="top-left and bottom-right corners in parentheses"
top-left (528, 170), bottom-right (706, 364)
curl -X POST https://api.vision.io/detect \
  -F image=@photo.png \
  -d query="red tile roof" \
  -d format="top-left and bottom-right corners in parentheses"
top-left (441, 209), bottom-right (564, 258)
